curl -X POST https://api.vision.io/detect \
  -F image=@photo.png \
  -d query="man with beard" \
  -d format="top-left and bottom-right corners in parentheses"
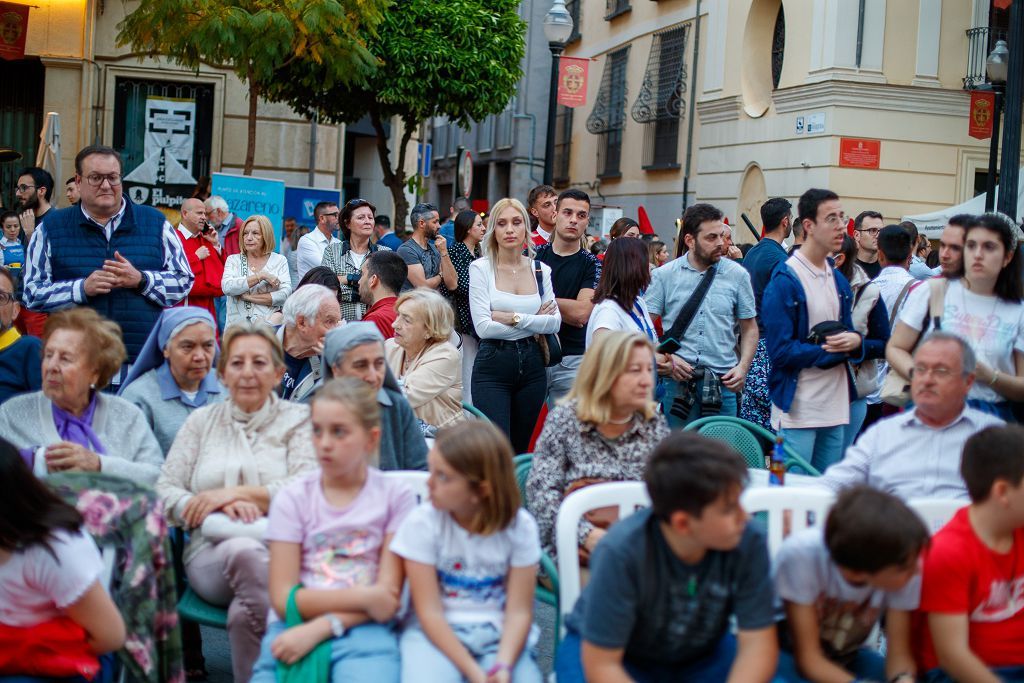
top-left (763, 188), bottom-right (863, 472)
top-left (535, 188), bottom-right (601, 401)
top-left (397, 202), bottom-right (456, 292)
top-left (13, 167), bottom-right (54, 240)
top-left (937, 213), bottom-right (970, 278)
top-left (647, 203), bottom-right (757, 428)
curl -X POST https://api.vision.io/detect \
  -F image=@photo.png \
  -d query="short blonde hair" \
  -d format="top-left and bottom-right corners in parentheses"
top-left (43, 308), bottom-right (126, 389)
top-left (566, 331), bottom-right (657, 424)
top-left (394, 288), bottom-right (454, 345)
top-left (482, 197), bottom-right (534, 263)
top-left (238, 214), bottom-right (276, 256)
top-left (217, 323), bottom-right (284, 375)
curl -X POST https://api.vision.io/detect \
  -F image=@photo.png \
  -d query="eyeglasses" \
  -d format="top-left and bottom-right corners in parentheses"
top-left (910, 365), bottom-right (955, 380)
top-left (82, 173), bottom-right (123, 187)
top-left (0, 292), bottom-right (14, 305)
top-left (321, 211), bottom-right (340, 218)
top-left (14, 184), bottom-right (36, 193)
top-left (345, 198), bottom-right (368, 207)
top-left (857, 228), bottom-right (881, 236)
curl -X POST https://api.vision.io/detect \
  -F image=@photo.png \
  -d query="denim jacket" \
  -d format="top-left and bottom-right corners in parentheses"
top-left (762, 261), bottom-right (865, 413)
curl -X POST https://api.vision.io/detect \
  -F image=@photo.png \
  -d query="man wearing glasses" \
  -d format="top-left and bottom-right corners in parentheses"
top-left (22, 145), bottom-right (193, 373)
top-left (296, 200), bottom-right (340, 280)
top-left (13, 166), bottom-right (55, 241)
top-left (853, 210), bottom-right (884, 279)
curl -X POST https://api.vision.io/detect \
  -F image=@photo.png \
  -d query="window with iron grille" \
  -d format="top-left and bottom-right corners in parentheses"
top-left (552, 105), bottom-right (573, 187)
top-left (632, 25), bottom-right (687, 169)
top-left (587, 47), bottom-right (630, 178)
top-left (772, 6), bottom-right (785, 89)
top-left (565, 0), bottom-right (582, 43)
top-left (605, 0), bottom-right (631, 21)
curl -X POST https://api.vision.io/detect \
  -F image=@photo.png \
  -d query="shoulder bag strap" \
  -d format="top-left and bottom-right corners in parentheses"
top-left (888, 279), bottom-right (916, 328)
top-left (927, 278), bottom-right (947, 331)
top-left (240, 252), bottom-right (254, 320)
top-left (661, 264), bottom-right (717, 342)
top-left (534, 260), bottom-right (545, 298)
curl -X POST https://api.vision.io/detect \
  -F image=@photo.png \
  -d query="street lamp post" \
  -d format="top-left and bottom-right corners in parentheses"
top-left (985, 40), bottom-right (1008, 213)
top-left (543, 0), bottom-right (574, 186)
top-left (999, 0), bottom-right (1024, 221)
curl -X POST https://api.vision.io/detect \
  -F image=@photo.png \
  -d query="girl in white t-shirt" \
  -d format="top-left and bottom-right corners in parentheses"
top-left (250, 377), bottom-right (415, 683)
top-left (888, 212), bottom-right (1024, 418)
top-left (586, 236), bottom-right (657, 350)
top-left (392, 422), bottom-right (542, 683)
top-left (0, 439), bottom-right (125, 677)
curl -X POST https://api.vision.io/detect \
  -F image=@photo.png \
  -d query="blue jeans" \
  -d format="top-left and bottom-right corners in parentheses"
top-left (842, 398), bottom-right (868, 452)
top-left (250, 620), bottom-right (400, 683)
top-left (659, 375), bottom-right (738, 429)
top-left (546, 354), bottom-right (583, 407)
top-left (923, 666), bottom-right (1024, 682)
top-left (776, 648), bottom-right (885, 682)
top-left (779, 425), bottom-right (846, 473)
top-left (399, 622), bottom-right (542, 683)
top-left (472, 338), bottom-right (548, 454)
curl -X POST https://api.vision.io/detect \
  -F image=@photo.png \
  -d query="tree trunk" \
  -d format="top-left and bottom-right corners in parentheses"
top-left (369, 108), bottom-right (415, 231)
top-left (244, 66), bottom-right (258, 175)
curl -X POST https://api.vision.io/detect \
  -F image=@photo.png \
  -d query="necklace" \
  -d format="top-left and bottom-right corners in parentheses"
top-left (607, 413), bottom-right (634, 425)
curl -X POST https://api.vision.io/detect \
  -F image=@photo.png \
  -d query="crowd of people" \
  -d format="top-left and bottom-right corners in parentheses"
top-left (2, 143), bottom-right (1024, 683)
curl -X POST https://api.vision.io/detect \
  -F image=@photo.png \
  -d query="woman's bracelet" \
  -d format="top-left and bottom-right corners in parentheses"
top-left (990, 370), bottom-right (999, 386)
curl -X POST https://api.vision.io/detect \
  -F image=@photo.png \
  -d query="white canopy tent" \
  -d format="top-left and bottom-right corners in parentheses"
top-left (902, 173), bottom-right (1024, 237)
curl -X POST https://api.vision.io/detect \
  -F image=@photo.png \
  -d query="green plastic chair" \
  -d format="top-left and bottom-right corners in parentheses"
top-left (177, 586), bottom-right (228, 628)
top-left (462, 401), bottom-right (490, 422)
top-left (684, 415), bottom-right (821, 476)
top-left (512, 452), bottom-right (561, 647)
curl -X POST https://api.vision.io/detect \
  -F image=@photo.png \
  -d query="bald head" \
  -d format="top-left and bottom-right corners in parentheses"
top-left (181, 198), bottom-right (208, 233)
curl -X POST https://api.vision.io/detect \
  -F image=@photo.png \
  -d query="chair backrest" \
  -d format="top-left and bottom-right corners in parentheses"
top-left (556, 481), bottom-right (651, 636)
top-left (384, 470), bottom-right (430, 504)
top-left (907, 497), bottom-right (963, 535)
top-left (513, 453), bottom-right (533, 505)
top-left (462, 401), bottom-right (490, 422)
top-left (696, 421), bottom-right (766, 470)
top-left (740, 487), bottom-right (836, 559)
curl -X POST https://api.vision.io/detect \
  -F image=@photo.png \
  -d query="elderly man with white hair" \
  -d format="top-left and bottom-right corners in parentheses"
top-left (275, 283), bottom-right (341, 401)
top-left (204, 195), bottom-right (242, 259)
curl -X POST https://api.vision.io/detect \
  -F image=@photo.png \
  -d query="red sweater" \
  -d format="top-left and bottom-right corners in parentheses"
top-left (363, 296), bottom-right (397, 339)
top-left (175, 226), bottom-right (224, 319)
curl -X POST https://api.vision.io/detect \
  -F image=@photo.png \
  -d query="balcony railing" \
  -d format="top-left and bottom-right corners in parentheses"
top-left (965, 26), bottom-right (1009, 90)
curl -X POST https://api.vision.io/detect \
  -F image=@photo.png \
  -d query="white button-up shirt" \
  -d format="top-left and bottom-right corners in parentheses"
top-left (295, 227), bottom-right (339, 281)
top-left (819, 406), bottom-right (1005, 500)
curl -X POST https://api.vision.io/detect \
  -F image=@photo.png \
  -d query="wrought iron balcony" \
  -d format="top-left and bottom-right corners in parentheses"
top-left (965, 26), bottom-right (1009, 90)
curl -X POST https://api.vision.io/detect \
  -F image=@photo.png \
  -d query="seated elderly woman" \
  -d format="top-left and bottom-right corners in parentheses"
top-left (385, 288), bottom-right (464, 430)
top-left (155, 324), bottom-right (317, 682)
top-left (526, 330), bottom-right (669, 563)
top-left (0, 308), bottom-right (162, 483)
top-left (119, 307), bottom-right (223, 455)
top-left (323, 322), bottom-right (428, 470)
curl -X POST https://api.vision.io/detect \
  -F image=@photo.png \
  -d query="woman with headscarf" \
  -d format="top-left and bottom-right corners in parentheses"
top-left (0, 307), bottom-right (162, 483)
top-left (119, 307), bottom-right (224, 456)
top-left (322, 322), bottom-right (428, 470)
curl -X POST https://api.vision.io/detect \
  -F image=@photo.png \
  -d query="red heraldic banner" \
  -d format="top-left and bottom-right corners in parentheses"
top-left (969, 91), bottom-right (996, 140)
top-left (557, 57), bottom-right (589, 108)
top-left (0, 2), bottom-right (29, 61)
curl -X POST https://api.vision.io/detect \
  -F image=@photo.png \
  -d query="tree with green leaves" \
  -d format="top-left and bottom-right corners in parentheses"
top-left (272, 0), bottom-right (527, 228)
top-left (117, 0), bottom-right (389, 174)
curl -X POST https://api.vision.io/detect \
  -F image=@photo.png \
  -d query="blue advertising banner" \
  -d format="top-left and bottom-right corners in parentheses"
top-left (284, 185), bottom-right (341, 231)
top-left (211, 172), bottom-right (286, 247)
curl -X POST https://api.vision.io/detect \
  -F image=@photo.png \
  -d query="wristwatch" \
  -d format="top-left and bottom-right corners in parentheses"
top-left (511, 312), bottom-right (522, 327)
top-left (325, 614), bottom-right (345, 638)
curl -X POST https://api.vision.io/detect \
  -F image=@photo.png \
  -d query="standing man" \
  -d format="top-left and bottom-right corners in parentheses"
top-left (647, 203), bottom-right (758, 428)
top-left (853, 210), bottom-right (883, 279)
top-left (295, 201), bottom-right (341, 281)
top-left (438, 196), bottom-right (471, 247)
top-left (535, 188), bottom-right (601, 402)
top-left (358, 251), bottom-right (407, 339)
top-left (280, 216), bottom-right (298, 259)
top-left (739, 197), bottom-right (793, 430)
top-left (175, 198), bottom-right (224, 320)
top-left (374, 214), bottom-right (402, 251)
top-left (938, 214), bottom-right (970, 278)
top-left (763, 188), bottom-right (862, 472)
top-left (14, 167), bottom-right (54, 244)
top-left (64, 177), bottom-right (80, 206)
top-left (22, 145), bottom-right (193, 370)
top-left (527, 184), bottom-right (558, 246)
top-left (397, 202), bottom-right (457, 292)
top-left (204, 195), bottom-right (242, 259)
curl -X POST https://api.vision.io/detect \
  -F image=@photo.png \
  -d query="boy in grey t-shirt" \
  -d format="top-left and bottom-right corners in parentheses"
top-left (555, 432), bottom-right (780, 682)
top-left (774, 486), bottom-right (927, 683)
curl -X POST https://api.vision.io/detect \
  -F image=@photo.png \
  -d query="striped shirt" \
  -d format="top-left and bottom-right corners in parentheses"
top-left (22, 200), bottom-right (193, 311)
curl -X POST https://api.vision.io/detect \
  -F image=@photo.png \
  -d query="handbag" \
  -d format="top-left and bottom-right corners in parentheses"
top-left (656, 264), bottom-right (718, 354)
top-left (200, 513), bottom-right (268, 543)
top-left (276, 585), bottom-right (331, 683)
top-left (240, 253), bottom-right (282, 324)
top-left (533, 261), bottom-right (563, 368)
top-left (806, 320), bottom-right (848, 346)
top-left (879, 278), bottom-right (946, 407)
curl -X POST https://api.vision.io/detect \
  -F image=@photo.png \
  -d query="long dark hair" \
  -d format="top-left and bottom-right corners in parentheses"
top-left (964, 213), bottom-right (1023, 302)
top-left (0, 438), bottom-right (83, 555)
top-left (836, 234), bottom-right (858, 282)
top-left (454, 210), bottom-right (479, 243)
top-left (592, 236), bottom-right (651, 312)
top-left (297, 266), bottom-right (344, 306)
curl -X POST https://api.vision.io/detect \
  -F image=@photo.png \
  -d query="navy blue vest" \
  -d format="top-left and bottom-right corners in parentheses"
top-left (46, 197), bottom-right (166, 361)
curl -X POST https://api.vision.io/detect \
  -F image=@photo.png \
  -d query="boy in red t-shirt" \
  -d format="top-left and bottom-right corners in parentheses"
top-left (917, 424), bottom-right (1024, 683)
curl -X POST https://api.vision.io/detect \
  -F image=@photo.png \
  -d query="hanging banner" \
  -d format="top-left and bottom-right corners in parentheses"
top-left (557, 57), bottom-right (589, 108)
top-left (144, 96), bottom-right (197, 177)
top-left (0, 2), bottom-right (29, 60)
top-left (284, 185), bottom-right (341, 231)
top-left (969, 91), bottom-right (996, 140)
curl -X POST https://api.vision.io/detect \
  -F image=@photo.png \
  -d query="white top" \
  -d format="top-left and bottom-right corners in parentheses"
top-left (468, 258), bottom-right (561, 340)
top-left (390, 503), bottom-right (540, 628)
top-left (585, 298), bottom-right (656, 348)
top-left (295, 228), bottom-right (339, 281)
top-left (867, 266), bottom-right (917, 405)
top-left (819, 406), bottom-right (1004, 500)
top-left (221, 252), bottom-right (293, 327)
top-left (899, 278), bottom-right (1024, 403)
top-left (0, 529), bottom-right (104, 627)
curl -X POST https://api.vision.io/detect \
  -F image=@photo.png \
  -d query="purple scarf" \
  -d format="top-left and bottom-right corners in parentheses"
top-left (51, 393), bottom-right (107, 455)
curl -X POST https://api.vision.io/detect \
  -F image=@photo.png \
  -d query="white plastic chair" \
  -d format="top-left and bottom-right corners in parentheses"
top-left (907, 497), bottom-right (963, 534)
top-left (740, 487), bottom-right (836, 559)
top-left (384, 470), bottom-right (430, 504)
top-left (555, 481), bottom-right (651, 637)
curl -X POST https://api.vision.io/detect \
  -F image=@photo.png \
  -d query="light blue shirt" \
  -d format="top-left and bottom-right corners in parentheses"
top-left (909, 255), bottom-right (938, 280)
top-left (646, 254), bottom-right (756, 374)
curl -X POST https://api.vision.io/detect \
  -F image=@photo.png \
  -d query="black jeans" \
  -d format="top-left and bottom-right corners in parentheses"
top-left (471, 337), bottom-right (548, 454)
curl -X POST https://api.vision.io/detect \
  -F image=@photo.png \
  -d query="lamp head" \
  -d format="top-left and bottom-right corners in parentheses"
top-left (543, 0), bottom-right (574, 46)
top-left (988, 39), bottom-right (1009, 85)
